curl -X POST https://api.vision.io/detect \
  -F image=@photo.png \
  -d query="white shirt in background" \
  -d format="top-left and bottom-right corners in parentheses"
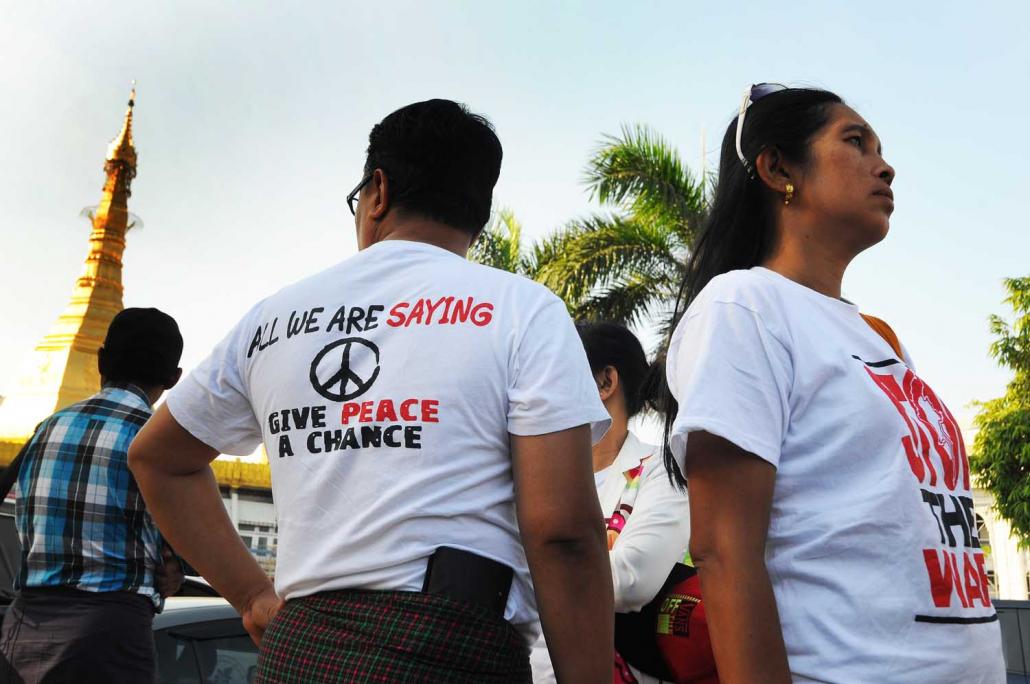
top-left (667, 266), bottom-right (1004, 683)
top-left (531, 431), bottom-right (690, 683)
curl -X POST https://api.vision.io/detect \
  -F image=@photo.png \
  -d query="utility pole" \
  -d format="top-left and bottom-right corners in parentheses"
top-left (700, 126), bottom-right (707, 184)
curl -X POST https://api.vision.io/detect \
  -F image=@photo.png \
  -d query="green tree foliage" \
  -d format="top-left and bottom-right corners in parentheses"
top-left (468, 209), bottom-right (538, 277)
top-left (971, 277), bottom-right (1030, 545)
top-left (471, 125), bottom-right (706, 335)
top-left (534, 124), bottom-right (706, 330)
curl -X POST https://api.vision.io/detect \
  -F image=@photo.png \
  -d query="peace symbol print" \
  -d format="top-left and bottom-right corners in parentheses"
top-left (309, 337), bottom-right (381, 402)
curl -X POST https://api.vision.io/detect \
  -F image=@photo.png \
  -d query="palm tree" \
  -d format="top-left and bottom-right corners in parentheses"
top-left (533, 124), bottom-right (707, 332)
top-left (468, 208), bottom-right (538, 276)
top-left (471, 125), bottom-right (706, 336)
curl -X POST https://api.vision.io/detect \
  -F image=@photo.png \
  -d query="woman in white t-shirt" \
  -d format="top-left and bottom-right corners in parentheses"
top-left (532, 322), bottom-right (690, 684)
top-left (664, 85), bottom-right (1004, 683)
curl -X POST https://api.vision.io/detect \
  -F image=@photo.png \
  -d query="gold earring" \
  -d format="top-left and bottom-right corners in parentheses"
top-left (784, 183), bottom-right (795, 206)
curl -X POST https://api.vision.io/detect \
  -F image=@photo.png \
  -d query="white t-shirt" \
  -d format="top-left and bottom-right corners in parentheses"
top-left (667, 267), bottom-right (1004, 683)
top-left (166, 239), bottom-right (611, 640)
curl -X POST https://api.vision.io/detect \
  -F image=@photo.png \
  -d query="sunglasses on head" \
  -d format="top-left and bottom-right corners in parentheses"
top-left (735, 83), bottom-right (788, 173)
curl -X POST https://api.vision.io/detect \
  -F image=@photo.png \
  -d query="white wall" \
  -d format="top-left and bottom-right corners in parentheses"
top-left (975, 487), bottom-right (1029, 600)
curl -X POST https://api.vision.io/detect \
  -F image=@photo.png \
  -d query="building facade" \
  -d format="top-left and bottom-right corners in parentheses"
top-left (976, 487), bottom-right (1030, 601)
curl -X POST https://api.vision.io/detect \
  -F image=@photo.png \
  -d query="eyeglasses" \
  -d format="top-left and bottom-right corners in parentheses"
top-left (735, 83), bottom-right (788, 172)
top-left (346, 174), bottom-right (373, 216)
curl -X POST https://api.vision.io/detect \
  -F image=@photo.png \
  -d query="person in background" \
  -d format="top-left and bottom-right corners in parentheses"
top-left (0, 307), bottom-right (185, 684)
top-left (129, 99), bottom-right (614, 683)
top-left (532, 322), bottom-right (690, 684)
top-left (663, 84), bottom-right (1004, 682)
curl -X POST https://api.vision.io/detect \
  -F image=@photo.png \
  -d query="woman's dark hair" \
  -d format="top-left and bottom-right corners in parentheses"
top-left (576, 322), bottom-right (663, 418)
top-left (365, 98), bottom-right (502, 236)
top-left (661, 87), bottom-right (844, 487)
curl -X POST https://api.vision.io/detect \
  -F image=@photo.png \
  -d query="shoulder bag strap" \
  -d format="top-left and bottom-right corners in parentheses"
top-left (860, 313), bottom-right (904, 359)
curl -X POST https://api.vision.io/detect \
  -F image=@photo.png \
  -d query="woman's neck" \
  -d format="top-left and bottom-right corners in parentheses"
top-left (592, 420), bottom-right (629, 473)
top-left (762, 231), bottom-right (850, 299)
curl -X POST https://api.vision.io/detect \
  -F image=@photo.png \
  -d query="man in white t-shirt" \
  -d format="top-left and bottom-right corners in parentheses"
top-left (129, 99), bottom-right (614, 683)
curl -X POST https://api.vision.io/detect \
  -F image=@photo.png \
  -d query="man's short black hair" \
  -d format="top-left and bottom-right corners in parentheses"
top-left (99, 308), bottom-right (183, 388)
top-left (364, 99), bottom-right (502, 235)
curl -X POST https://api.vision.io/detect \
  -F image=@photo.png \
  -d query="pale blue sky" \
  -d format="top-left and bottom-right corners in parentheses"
top-left (1, 1), bottom-right (1027, 433)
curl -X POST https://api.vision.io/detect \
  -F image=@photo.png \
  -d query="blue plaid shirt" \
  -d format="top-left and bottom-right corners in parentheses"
top-left (14, 384), bottom-right (164, 608)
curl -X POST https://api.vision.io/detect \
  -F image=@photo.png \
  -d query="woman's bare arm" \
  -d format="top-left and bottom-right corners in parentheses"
top-left (684, 429), bottom-right (791, 684)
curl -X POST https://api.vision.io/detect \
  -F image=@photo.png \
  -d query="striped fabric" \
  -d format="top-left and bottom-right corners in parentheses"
top-left (13, 384), bottom-right (163, 608)
top-left (258, 589), bottom-right (531, 683)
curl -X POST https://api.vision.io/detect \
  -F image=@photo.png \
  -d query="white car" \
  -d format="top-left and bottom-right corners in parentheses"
top-left (153, 597), bottom-right (258, 684)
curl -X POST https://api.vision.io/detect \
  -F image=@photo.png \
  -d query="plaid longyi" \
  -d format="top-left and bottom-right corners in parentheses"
top-left (258, 589), bottom-right (531, 684)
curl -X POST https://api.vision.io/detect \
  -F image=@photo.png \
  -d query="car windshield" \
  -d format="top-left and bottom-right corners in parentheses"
top-left (155, 619), bottom-right (257, 684)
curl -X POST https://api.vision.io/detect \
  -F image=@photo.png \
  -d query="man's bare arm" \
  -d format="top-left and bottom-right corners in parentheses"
top-left (128, 405), bottom-right (282, 644)
top-left (512, 426), bottom-right (613, 684)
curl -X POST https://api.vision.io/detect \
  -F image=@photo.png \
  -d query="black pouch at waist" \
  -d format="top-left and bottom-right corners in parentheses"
top-left (421, 546), bottom-right (513, 618)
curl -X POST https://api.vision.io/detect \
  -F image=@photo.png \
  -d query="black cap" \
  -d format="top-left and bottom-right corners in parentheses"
top-left (102, 308), bottom-right (183, 384)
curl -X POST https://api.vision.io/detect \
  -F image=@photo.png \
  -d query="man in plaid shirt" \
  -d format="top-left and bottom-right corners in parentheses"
top-left (0, 308), bottom-right (185, 684)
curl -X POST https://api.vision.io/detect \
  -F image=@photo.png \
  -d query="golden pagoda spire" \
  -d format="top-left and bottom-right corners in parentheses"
top-left (0, 85), bottom-right (141, 456)
top-left (106, 84), bottom-right (137, 176)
